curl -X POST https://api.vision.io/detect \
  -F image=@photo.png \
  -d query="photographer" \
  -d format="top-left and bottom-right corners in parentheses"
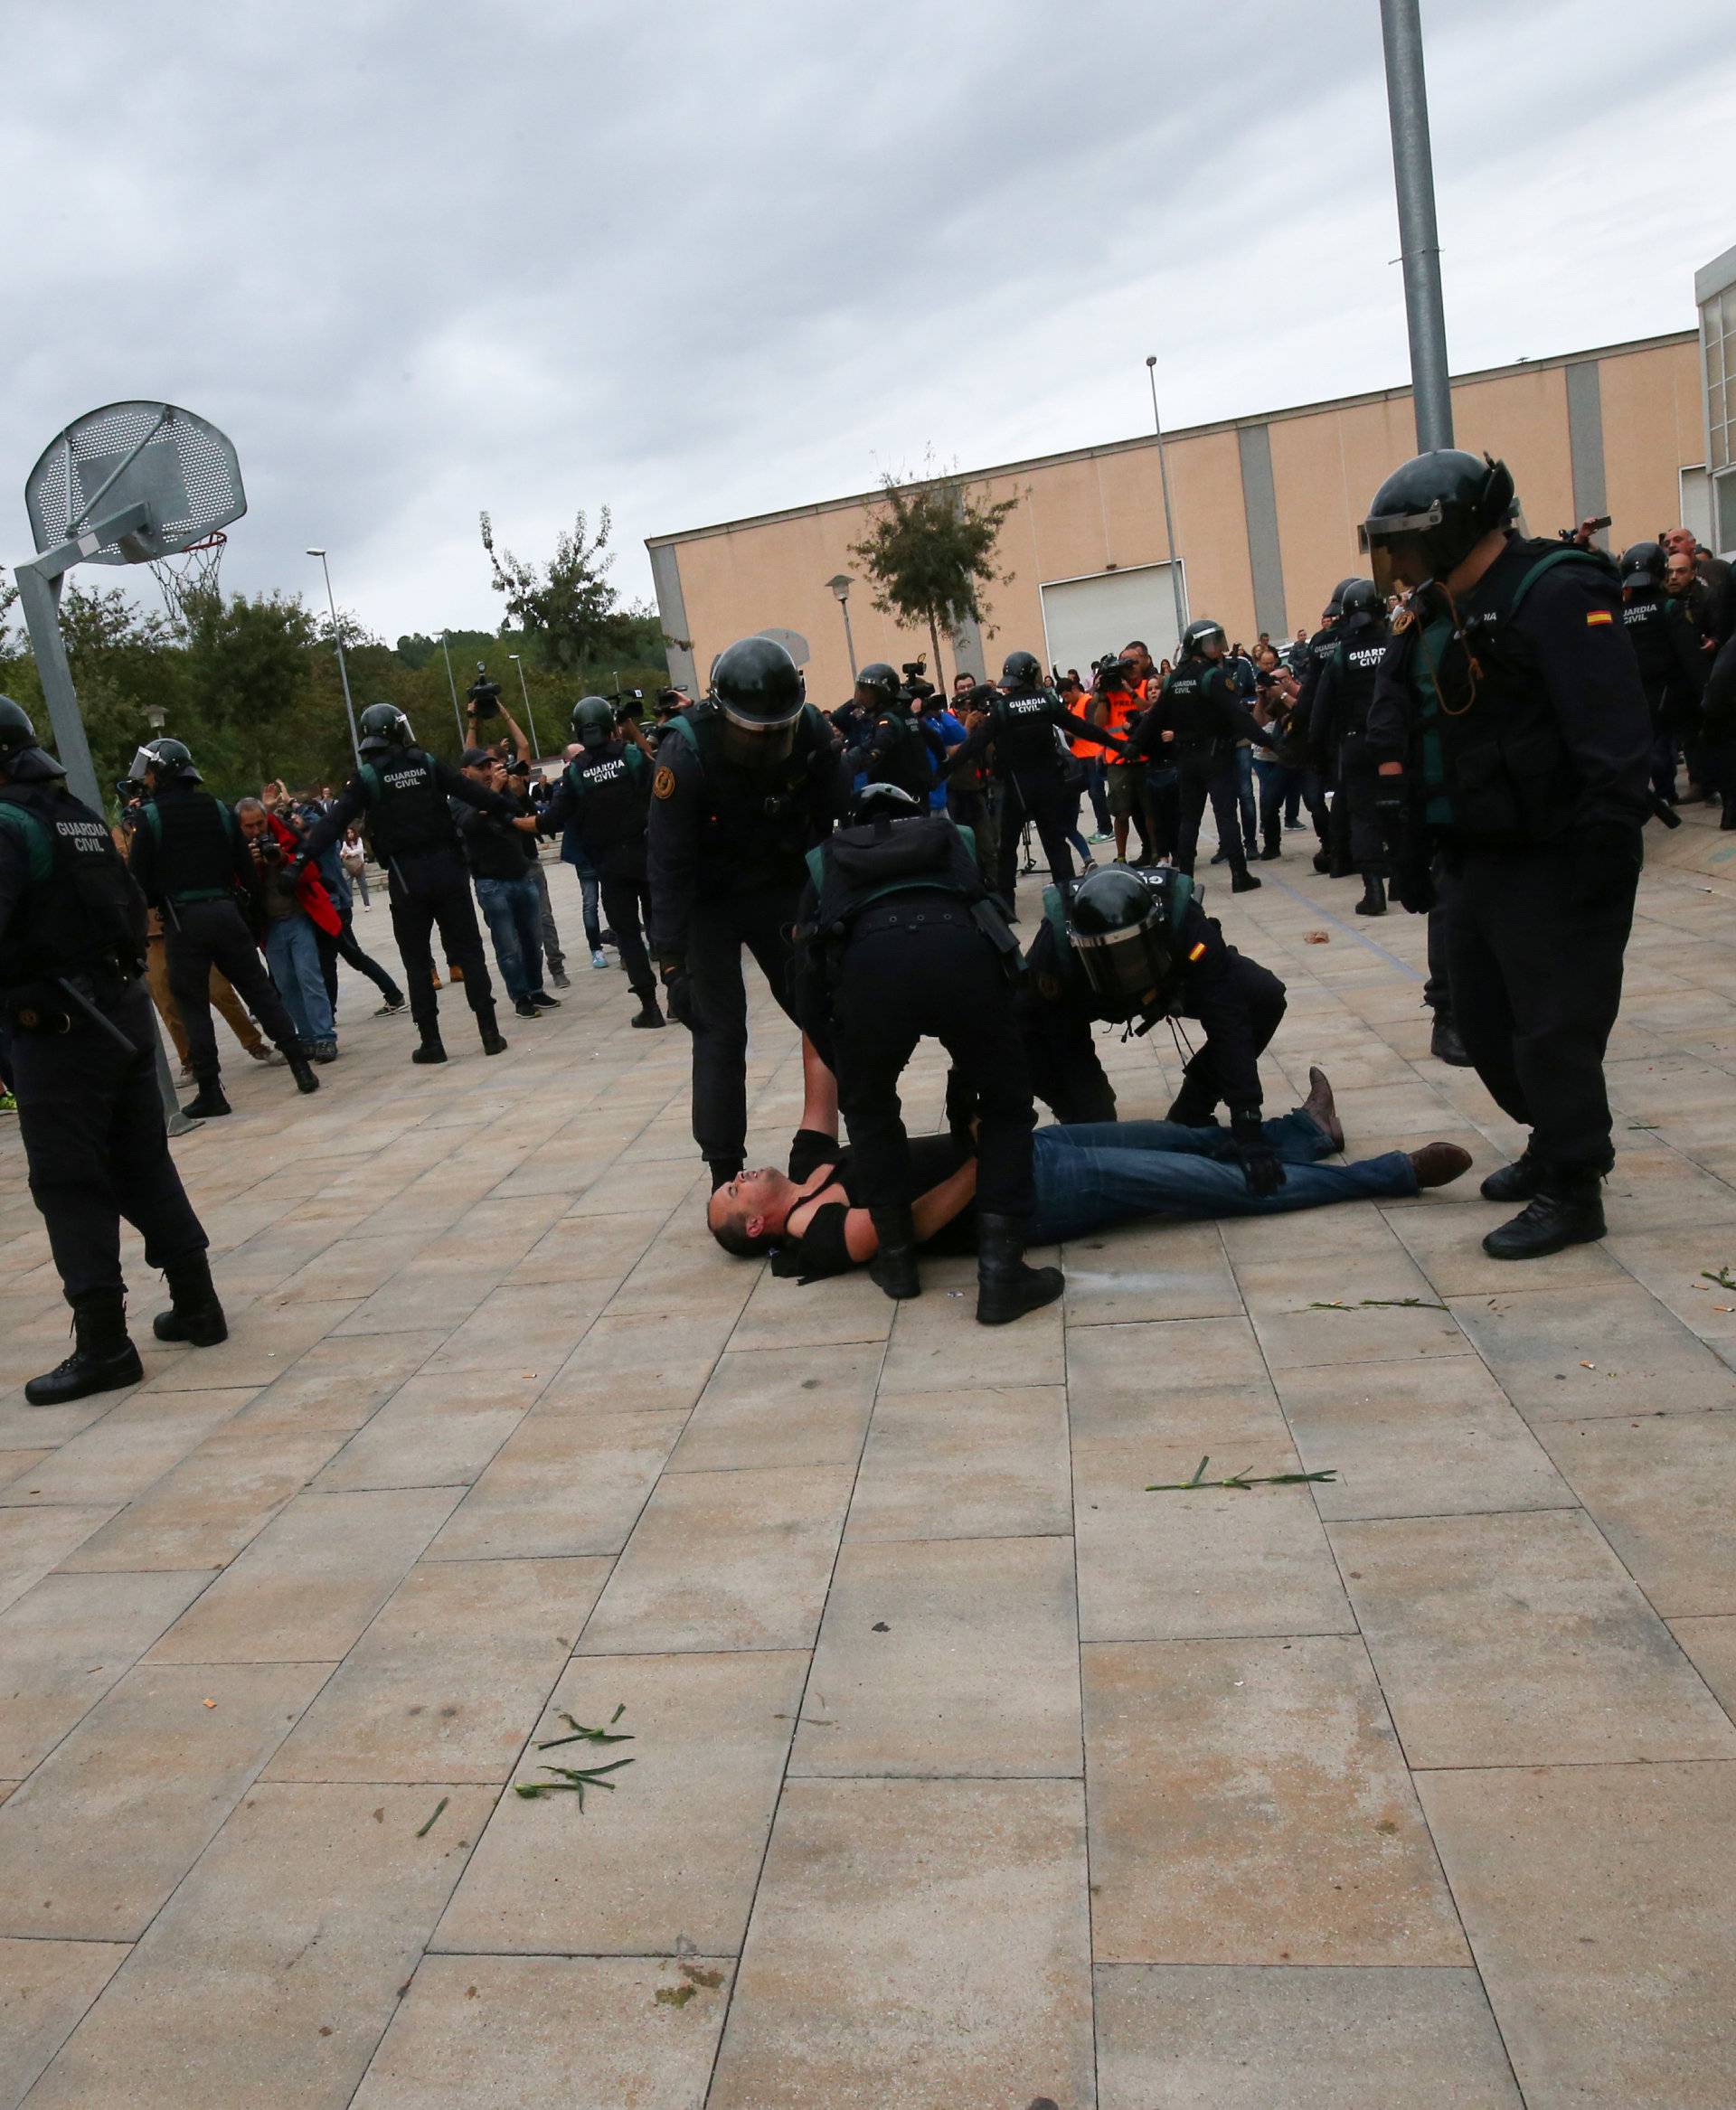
top-left (469, 672), bottom-right (569, 985)
top-left (235, 798), bottom-right (340, 1062)
top-left (457, 750), bottom-right (560, 1022)
top-left (1250, 645), bottom-right (1325, 858)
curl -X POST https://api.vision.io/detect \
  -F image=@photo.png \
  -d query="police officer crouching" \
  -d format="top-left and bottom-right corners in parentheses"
top-left (793, 783), bottom-right (1061, 1323)
top-left (296, 704), bottom-right (532, 1064)
top-left (0, 700), bottom-right (226, 1404)
top-left (1362, 449), bottom-right (1653, 1259)
top-left (540, 696), bottom-right (663, 1028)
top-left (1022, 865), bottom-right (1289, 1191)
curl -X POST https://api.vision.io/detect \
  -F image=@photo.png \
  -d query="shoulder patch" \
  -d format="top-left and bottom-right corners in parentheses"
top-left (1585, 609), bottom-right (1614, 626)
top-left (652, 764), bottom-right (677, 801)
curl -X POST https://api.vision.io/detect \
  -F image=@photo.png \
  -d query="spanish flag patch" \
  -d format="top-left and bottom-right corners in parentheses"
top-left (1188, 941), bottom-right (1207, 962)
top-left (1586, 609), bottom-right (1614, 626)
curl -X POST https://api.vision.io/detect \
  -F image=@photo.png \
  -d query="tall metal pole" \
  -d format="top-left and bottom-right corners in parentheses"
top-left (1380, 0), bottom-right (1454, 450)
top-left (308, 550), bottom-right (362, 769)
top-left (1144, 358), bottom-right (1190, 649)
top-left (508, 653), bottom-right (542, 761)
top-left (439, 631), bottom-right (466, 746)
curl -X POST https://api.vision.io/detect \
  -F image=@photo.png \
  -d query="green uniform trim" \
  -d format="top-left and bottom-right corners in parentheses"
top-left (0, 804), bottom-right (53, 885)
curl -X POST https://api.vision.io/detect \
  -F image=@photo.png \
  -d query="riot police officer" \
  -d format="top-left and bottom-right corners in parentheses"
top-left (942, 650), bottom-right (1128, 909)
top-left (846, 664), bottom-right (939, 805)
top-left (296, 703), bottom-right (532, 1064)
top-left (646, 635), bottom-right (840, 1187)
top-left (540, 696), bottom-right (663, 1029)
top-left (790, 784), bottom-right (1059, 1323)
top-left (1308, 579), bottom-right (1393, 914)
top-left (1017, 866), bottom-right (1288, 1190)
top-left (1292, 579), bottom-right (1360, 874)
top-left (126, 738), bottom-right (320, 1113)
top-left (1618, 540), bottom-right (1706, 805)
top-left (1135, 620), bottom-right (1270, 890)
top-left (1363, 448), bottom-right (1652, 1259)
top-left (0, 700), bottom-right (225, 1405)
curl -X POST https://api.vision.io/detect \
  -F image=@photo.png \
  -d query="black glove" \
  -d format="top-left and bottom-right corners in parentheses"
top-left (661, 964), bottom-right (699, 1031)
top-left (1231, 1109), bottom-right (1285, 1197)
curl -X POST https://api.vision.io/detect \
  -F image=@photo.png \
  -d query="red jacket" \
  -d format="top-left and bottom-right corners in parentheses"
top-left (258, 811), bottom-right (342, 936)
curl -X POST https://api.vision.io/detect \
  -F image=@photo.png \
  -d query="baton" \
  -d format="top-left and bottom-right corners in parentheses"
top-left (53, 977), bottom-right (137, 1056)
top-left (1649, 794), bottom-right (1683, 831)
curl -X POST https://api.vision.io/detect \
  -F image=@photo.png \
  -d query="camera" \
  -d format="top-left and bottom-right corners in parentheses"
top-left (467, 665), bottom-right (503, 720)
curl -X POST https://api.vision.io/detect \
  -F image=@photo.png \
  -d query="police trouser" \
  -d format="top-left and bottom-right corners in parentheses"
top-left (1174, 756), bottom-right (1247, 876)
top-left (387, 850), bottom-right (495, 1034)
top-left (5, 977), bottom-right (207, 1305)
top-left (1015, 987), bottom-right (1119, 1127)
top-left (1424, 887), bottom-right (1453, 1021)
top-left (1444, 843), bottom-right (1637, 1174)
top-left (165, 898), bottom-right (301, 1082)
top-left (1338, 739), bottom-right (1388, 874)
top-left (316, 910), bottom-right (402, 1014)
top-left (995, 768), bottom-right (1078, 908)
top-left (832, 900), bottom-right (1036, 1220)
top-left (687, 881), bottom-right (802, 1173)
top-left (1166, 956), bottom-right (1289, 1123)
top-left (599, 871), bottom-right (656, 1001)
top-left (146, 937), bottom-right (264, 1066)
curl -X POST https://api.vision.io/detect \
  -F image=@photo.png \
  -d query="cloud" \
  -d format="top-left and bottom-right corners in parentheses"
top-left (4, 0), bottom-right (1731, 640)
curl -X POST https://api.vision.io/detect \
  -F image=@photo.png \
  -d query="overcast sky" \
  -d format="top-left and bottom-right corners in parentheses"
top-left (5, 1), bottom-right (1732, 641)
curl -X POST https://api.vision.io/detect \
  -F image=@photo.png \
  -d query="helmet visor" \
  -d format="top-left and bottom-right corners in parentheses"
top-left (716, 700), bottom-right (801, 769)
top-left (128, 745), bottom-right (159, 783)
top-left (1070, 917), bottom-right (1176, 1018)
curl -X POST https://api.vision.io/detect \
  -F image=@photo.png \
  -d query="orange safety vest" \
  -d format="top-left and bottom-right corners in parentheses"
top-left (1098, 685), bottom-right (1145, 764)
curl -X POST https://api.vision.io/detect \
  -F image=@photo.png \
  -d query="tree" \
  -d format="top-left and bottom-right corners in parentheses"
top-left (479, 507), bottom-right (638, 673)
top-left (849, 466), bottom-right (1020, 686)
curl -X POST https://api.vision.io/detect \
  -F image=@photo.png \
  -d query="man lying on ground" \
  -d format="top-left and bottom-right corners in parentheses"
top-left (706, 1067), bottom-right (1471, 1290)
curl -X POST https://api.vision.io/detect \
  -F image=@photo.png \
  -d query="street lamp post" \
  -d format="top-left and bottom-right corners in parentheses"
top-left (1143, 359), bottom-right (1190, 653)
top-left (826, 573), bottom-right (858, 682)
top-left (307, 549), bottom-right (362, 769)
top-left (507, 653), bottom-right (542, 762)
top-left (439, 631), bottom-right (467, 746)
top-left (1380, 0), bottom-right (1454, 450)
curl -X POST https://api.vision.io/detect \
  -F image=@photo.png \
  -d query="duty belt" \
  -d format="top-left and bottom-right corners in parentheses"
top-left (166, 887), bottom-right (232, 905)
top-left (852, 898), bottom-right (974, 939)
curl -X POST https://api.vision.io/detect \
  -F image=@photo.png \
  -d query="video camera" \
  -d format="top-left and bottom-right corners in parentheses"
top-left (467, 664), bottom-right (503, 720)
top-left (898, 655), bottom-right (937, 704)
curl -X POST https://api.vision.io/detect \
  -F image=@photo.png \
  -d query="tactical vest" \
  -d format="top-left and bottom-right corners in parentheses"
top-left (1407, 541), bottom-right (1612, 844)
top-left (667, 703), bottom-right (834, 891)
top-left (561, 741), bottom-right (649, 859)
top-left (1160, 661), bottom-right (1231, 768)
top-left (1327, 622), bottom-right (1391, 740)
top-left (142, 787), bottom-right (241, 903)
top-left (0, 784), bottom-right (147, 989)
top-left (862, 708), bottom-right (935, 802)
top-left (805, 815), bottom-right (982, 935)
top-left (358, 749), bottom-right (458, 858)
top-left (1620, 594), bottom-right (1679, 708)
top-left (990, 689), bottom-right (1066, 776)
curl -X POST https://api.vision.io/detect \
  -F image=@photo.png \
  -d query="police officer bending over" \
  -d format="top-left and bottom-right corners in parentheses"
top-left (0, 701), bottom-right (227, 1405)
top-left (647, 636), bottom-right (840, 1189)
top-left (295, 703), bottom-right (533, 1064)
top-left (1307, 579), bottom-right (1393, 915)
top-left (126, 737), bottom-right (321, 1114)
top-left (540, 696), bottom-right (663, 1030)
top-left (943, 650), bottom-right (1129, 909)
top-left (1362, 448), bottom-right (1653, 1259)
top-left (790, 783), bottom-right (1060, 1323)
top-left (1015, 866), bottom-right (1288, 1185)
top-left (1134, 620), bottom-right (1271, 891)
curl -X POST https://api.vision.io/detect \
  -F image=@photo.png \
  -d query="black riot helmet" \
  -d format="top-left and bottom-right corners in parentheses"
top-left (1618, 541), bottom-right (1664, 594)
top-left (0, 695), bottom-right (65, 783)
top-left (1068, 864), bottom-right (1186, 1019)
top-left (1179, 618), bottom-right (1227, 660)
top-left (1000, 649), bottom-right (1044, 690)
top-left (1338, 578), bottom-right (1383, 625)
top-left (571, 695), bottom-right (616, 749)
top-left (131, 736), bottom-right (200, 785)
top-left (711, 636), bottom-right (807, 767)
top-left (1359, 449), bottom-right (1516, 596)
top-left (846, 780), bottom-right (923, 827)
top-left (854, 663), bottom-right (901, 707)
top-left (358, 702), bottom-right (413, 757)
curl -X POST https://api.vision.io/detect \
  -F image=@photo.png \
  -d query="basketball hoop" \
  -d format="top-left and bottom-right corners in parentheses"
top-left (149, 529), bottom-right (229, 625)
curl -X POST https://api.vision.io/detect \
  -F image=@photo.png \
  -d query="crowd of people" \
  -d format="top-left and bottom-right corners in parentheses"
top-left (1, 447), bottom-right (1731, 1404)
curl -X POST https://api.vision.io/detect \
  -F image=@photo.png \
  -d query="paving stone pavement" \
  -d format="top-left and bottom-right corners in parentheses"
top-left (1, 822), bottom-right (1734, 2108)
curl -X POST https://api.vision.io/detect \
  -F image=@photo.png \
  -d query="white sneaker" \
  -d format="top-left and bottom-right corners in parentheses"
top-left (590, 949), bottom-right (609, 969)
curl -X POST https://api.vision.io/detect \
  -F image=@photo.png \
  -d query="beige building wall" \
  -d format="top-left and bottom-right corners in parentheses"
top-left (650, 331), bottom-right (1701, 708)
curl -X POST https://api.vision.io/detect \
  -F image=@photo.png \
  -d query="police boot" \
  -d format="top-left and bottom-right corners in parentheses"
top-left (476, 1006), bottom-right (508, 1057)
top-left (868, 1206), bottom-right (921, 1301)
top-left (631, 994), bottom-right (665, 1029)
top-left (1722, 796), bottom-right (1736, 833)
top-left (1480, 1150), bottom-right (1542, 1202)
top-left (1355, 871), bottom-right (1387, 916)
top-left (25, 1290), bottom-right (143, 1407)
top-left (1165, 1079), bottom-right (1218, 1127)
top-left (976, 1214), bottom-right (1064, 1326)
top-left (282, 1043), bottom-right (320, 1095)
top-left (1429, 1013), bottom-right (1473, 1068)
top-left (152, 1255), bottom-right (228, 1347)
top-left (180, 1079), bottom-right (231, 1119)
top-left (1312, 847), bottom-right (1333, 873)
top-left (410, 1030), bottom-right (448, 1065)
top-left (1259, 833), bottom-right (1282, 861)
top-left (1328, 852), bottom-right (1354, 879)
top-left (1482, 1168), bottom-right (1606, 1261)
top-left (1230, 862), bottom-right (1262, 893)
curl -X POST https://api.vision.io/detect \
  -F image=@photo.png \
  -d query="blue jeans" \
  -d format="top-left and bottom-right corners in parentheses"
top-left (262, 914), bottom-right (334, 1045)
top-left (1234, 747), bottom-right (1259, 852)
top-left (1027, 1113), bottom-right (1417, 1245)
top-left (475, 873), bottom-right (545, 1002)
top-left (1084, 758), bottom-right (1110, 834)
